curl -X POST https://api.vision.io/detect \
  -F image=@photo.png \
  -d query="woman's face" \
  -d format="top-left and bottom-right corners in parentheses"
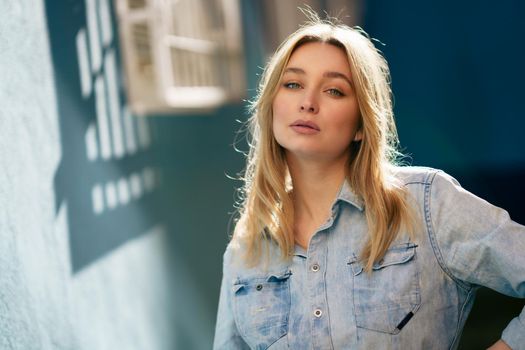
top-left (272, 42), bottom-right (362, 164)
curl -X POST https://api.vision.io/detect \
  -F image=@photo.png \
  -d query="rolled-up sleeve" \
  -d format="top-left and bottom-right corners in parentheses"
top-left (427, 171), bottom-right (525, 349)
top-left (213, 245), bottom-right (250, 350)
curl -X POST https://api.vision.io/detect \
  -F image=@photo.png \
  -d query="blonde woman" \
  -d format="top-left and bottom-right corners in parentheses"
top-left (213, 16), bottom-right (525, 350)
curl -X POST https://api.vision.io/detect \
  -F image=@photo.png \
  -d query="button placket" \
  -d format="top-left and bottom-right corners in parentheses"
top-left (307, 239), bottom-right (333, 349)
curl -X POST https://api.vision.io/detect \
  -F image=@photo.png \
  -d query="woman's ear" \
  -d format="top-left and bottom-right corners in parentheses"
top-left (354, 129), bottom-right (363, 142)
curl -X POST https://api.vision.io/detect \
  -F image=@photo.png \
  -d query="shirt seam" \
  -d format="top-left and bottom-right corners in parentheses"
top-left (323, 242), bottom-right (336, 350)
top-left (449, 287), bottom-right (476, 349)
top-left (403, 180), bottom-right (428, 185)
top-left (424, 169), bottom-right (471, 292)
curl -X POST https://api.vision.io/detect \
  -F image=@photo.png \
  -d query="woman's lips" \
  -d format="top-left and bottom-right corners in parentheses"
top-left (290, 119), bottom-right (320, 134)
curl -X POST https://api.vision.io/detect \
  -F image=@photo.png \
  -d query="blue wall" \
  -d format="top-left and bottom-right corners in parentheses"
top-left (364, 1), bottom-right (525, 172)
top-left (363, 1), bottom-right (525, 347)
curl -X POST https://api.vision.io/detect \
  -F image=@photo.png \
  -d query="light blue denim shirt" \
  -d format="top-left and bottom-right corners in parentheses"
top-left (213, 167), bottom-right (525, 349)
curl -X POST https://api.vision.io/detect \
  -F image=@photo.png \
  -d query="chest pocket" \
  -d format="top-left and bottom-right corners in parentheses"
top-left (348, 242), bottom-right (421, 334)
top-left (233, 270), bottom-right (292, 350)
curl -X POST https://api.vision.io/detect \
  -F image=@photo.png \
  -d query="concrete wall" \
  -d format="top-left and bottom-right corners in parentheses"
top-left (0, 0), bottom-right (244, 348)
top-left (0, 0), bottom-right (172, 348)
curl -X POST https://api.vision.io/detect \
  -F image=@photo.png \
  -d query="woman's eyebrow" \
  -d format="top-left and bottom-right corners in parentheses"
top-left (323, 71), bottom-right (352, 86)
top-left (283, 67), bottom-right (305, 75)
top-left (283, 67), bottom-right (352, 86)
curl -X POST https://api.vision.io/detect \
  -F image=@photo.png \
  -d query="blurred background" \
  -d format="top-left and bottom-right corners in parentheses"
top-left (0, 0), bottom-right (523, 349)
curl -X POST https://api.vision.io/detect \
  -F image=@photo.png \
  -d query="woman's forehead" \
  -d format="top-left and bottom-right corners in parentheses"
top-left (285, 42), bottom-right (351, 74)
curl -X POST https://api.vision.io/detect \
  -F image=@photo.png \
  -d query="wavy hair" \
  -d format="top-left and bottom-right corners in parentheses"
top-left (234, 14), bottom-right (416, 272)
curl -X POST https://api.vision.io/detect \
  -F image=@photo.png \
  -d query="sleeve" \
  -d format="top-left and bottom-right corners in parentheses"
top-left (213, 245), bottom-right (250, 350)
top-left (427, 171), bottom-right (525, 350)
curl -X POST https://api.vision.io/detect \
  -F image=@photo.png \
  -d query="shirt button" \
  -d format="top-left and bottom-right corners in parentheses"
top-left (311, 263), bottom-right (320, 272)
top-left (314, 309), bottom-right (322, 318)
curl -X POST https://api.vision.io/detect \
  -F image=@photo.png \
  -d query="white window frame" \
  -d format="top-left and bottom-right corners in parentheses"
top-left (115, 0), bottom-right (245, 115)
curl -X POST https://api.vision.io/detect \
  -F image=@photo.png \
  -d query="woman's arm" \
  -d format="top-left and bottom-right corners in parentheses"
top-left (427, 171), bottom-right (525, 350)
top-left (488, 339), bottom-right (512, 350)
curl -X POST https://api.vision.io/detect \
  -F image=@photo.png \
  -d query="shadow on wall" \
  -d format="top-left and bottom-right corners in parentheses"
top-left (46, 0), bottom-right (164, 273)
top-left (44, 0), bottom-right (246, 348)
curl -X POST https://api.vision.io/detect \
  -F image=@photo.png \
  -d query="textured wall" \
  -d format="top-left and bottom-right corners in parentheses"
top-left (0, 0), bottom-right (244, 348)
top-left (0, 0), bottom-right (179, 348)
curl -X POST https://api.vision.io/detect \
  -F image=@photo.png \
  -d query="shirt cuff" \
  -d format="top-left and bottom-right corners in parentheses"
top-left (502, 308), bottom-right (525, 350)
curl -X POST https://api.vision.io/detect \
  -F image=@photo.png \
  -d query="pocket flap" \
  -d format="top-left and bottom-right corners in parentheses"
top-left (233, 283), bottom-right (245, 293)
top-left (347, 254), bottom-right (363, 276)
top-left (234, 269), bottom-right (292, 288)
top-left (347, 243), bottom-right (418, 275)
top-left (267, 270), bottom-right (292, 282)
top-left (372, 243), bottom-right (418, 271)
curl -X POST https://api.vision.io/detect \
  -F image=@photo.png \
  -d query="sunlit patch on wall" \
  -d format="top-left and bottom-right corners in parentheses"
top-left (46, 0), bottom-right (164, 272)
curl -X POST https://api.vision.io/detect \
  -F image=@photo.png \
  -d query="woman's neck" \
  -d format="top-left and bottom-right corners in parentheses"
top-left (287, 154), bottom-right (348, 246)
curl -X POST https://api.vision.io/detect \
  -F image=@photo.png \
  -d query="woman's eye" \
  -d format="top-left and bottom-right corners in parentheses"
top-left (284, 82), bottom-right (301, 89)
top-left (327, 88), bottom-right (344, 97)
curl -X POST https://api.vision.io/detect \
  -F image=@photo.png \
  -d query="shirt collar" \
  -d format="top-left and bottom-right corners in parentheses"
top-left (293, 244), bottom-right (307, 258)
top-left (336, 179), bottom-right (364, 211)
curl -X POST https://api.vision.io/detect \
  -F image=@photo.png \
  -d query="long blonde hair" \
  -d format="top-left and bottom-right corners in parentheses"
top-left (234, 15), bottom-right (415, 272)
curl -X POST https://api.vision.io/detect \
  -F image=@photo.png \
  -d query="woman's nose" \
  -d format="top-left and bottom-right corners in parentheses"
top-left (300, 94), bottom-right (319, 114)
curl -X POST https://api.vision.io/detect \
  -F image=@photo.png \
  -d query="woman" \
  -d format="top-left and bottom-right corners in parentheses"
top-left (213, 16), bottom-right (525, 350)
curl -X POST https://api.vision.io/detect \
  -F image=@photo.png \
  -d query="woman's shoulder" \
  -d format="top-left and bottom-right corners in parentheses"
top-left (221, 235), bottom-right (288, 279)
top-left (221, 237), bottom-right (245, 271)
top-left (390, 165), bottom-right (457, 187)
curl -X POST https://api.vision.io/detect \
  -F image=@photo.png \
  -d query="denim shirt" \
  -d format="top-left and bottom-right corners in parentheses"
top-left (213, 167), bottom-right (525, 349)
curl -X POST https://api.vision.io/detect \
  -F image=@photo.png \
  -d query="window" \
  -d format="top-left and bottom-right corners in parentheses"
top-left (115, 0), bottom-right (245, 115)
